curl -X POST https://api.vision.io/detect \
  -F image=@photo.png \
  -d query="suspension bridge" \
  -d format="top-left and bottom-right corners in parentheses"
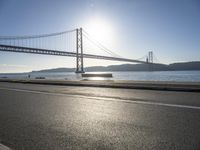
top-left (0, 28), bottom-right (159, 73)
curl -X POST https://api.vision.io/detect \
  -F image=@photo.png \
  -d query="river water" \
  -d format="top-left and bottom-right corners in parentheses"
top-left (1, 71), bottom-right (200, 82)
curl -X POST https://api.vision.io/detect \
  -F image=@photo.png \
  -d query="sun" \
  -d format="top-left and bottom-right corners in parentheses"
top-left (83, 17), bottom-right (114, 43)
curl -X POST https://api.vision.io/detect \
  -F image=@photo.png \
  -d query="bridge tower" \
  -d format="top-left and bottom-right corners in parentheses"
top-left (75, 28), bottom-right (84, 73)
top-left (148, 51), bottom-right (153, 63)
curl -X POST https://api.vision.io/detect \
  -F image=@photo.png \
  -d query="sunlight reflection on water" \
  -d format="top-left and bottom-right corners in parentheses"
top-left (83, 76), bottom-right (113, 81)
top-left (1, 71), bottom-right (200, 82)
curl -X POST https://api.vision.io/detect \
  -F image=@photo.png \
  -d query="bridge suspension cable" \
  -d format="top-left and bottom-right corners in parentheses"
top-left (152, 52), bottom-right (160, 63)
top-left (0, 29), bottom-right (76, 40)
top-left (82, 29), bottom-right (156, 63)
top-left (0, 29), bottom-right (76, 52)
top-left (82, 29), bottom-right (123, 58)
top-left (135, 54), bottom-right (148, 61)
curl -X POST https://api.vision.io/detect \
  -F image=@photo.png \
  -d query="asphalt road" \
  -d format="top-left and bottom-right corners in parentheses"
top-left (0, 82), bottom-right (200, 150)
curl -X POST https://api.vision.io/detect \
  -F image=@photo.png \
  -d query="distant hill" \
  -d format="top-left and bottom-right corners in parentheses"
top-left (32, 61), bottom-right (200, 73)
top-left (169, 61), bottom-right (200, 71)
top-left (32, 67), bottom-right (74, 73)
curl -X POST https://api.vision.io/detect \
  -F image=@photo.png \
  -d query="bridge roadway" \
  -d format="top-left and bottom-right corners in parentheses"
top-left (0, 82), bottom-right (200, 150)
top-left (0, 44), bottom-right (150, 64)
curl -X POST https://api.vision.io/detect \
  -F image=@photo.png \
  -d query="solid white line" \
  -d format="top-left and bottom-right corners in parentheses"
top-left (0, 87), bottom-right (200, 110)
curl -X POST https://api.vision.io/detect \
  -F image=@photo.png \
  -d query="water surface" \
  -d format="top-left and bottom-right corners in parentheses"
top-left (1, 71), bottom-right (200, 82)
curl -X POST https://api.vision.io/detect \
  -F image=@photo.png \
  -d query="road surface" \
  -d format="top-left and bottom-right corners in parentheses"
top-left (0, 82), bottom-right (200, 150)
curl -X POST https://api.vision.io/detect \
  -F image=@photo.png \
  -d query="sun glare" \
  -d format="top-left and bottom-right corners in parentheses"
top-left (84, 18), bottom-right (114, 43)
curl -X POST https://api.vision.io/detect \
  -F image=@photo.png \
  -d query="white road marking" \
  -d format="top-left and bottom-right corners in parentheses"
top-left (0, 87), bottom-right (200, 110)
top-left (0, 144), bottom-right (11, 150)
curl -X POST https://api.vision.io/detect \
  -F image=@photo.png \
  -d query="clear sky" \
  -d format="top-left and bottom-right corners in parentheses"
top-left (0, 0), bottom-right (199, 73)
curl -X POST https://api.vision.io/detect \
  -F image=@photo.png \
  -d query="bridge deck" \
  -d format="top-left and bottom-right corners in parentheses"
top-left (0, 44), bottom-right (150, 64)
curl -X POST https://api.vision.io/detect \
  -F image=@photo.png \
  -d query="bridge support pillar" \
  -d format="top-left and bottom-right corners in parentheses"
top-left (75, 28), bottom-right (84, 73)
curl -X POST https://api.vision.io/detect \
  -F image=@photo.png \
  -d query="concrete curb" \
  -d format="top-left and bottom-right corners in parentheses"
top-left (0, 79), bottom-right (200, 92)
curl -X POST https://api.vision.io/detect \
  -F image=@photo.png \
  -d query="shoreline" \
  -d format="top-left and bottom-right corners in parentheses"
top-left (0, 78), bottom-right (200, 92)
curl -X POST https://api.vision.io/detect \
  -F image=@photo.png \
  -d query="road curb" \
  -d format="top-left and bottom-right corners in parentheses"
top-left (0, 79), bottom-right (200, 92)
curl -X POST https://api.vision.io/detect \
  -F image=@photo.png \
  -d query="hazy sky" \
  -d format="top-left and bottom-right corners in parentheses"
top-left (0, 0), bottom-right (199, 73)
